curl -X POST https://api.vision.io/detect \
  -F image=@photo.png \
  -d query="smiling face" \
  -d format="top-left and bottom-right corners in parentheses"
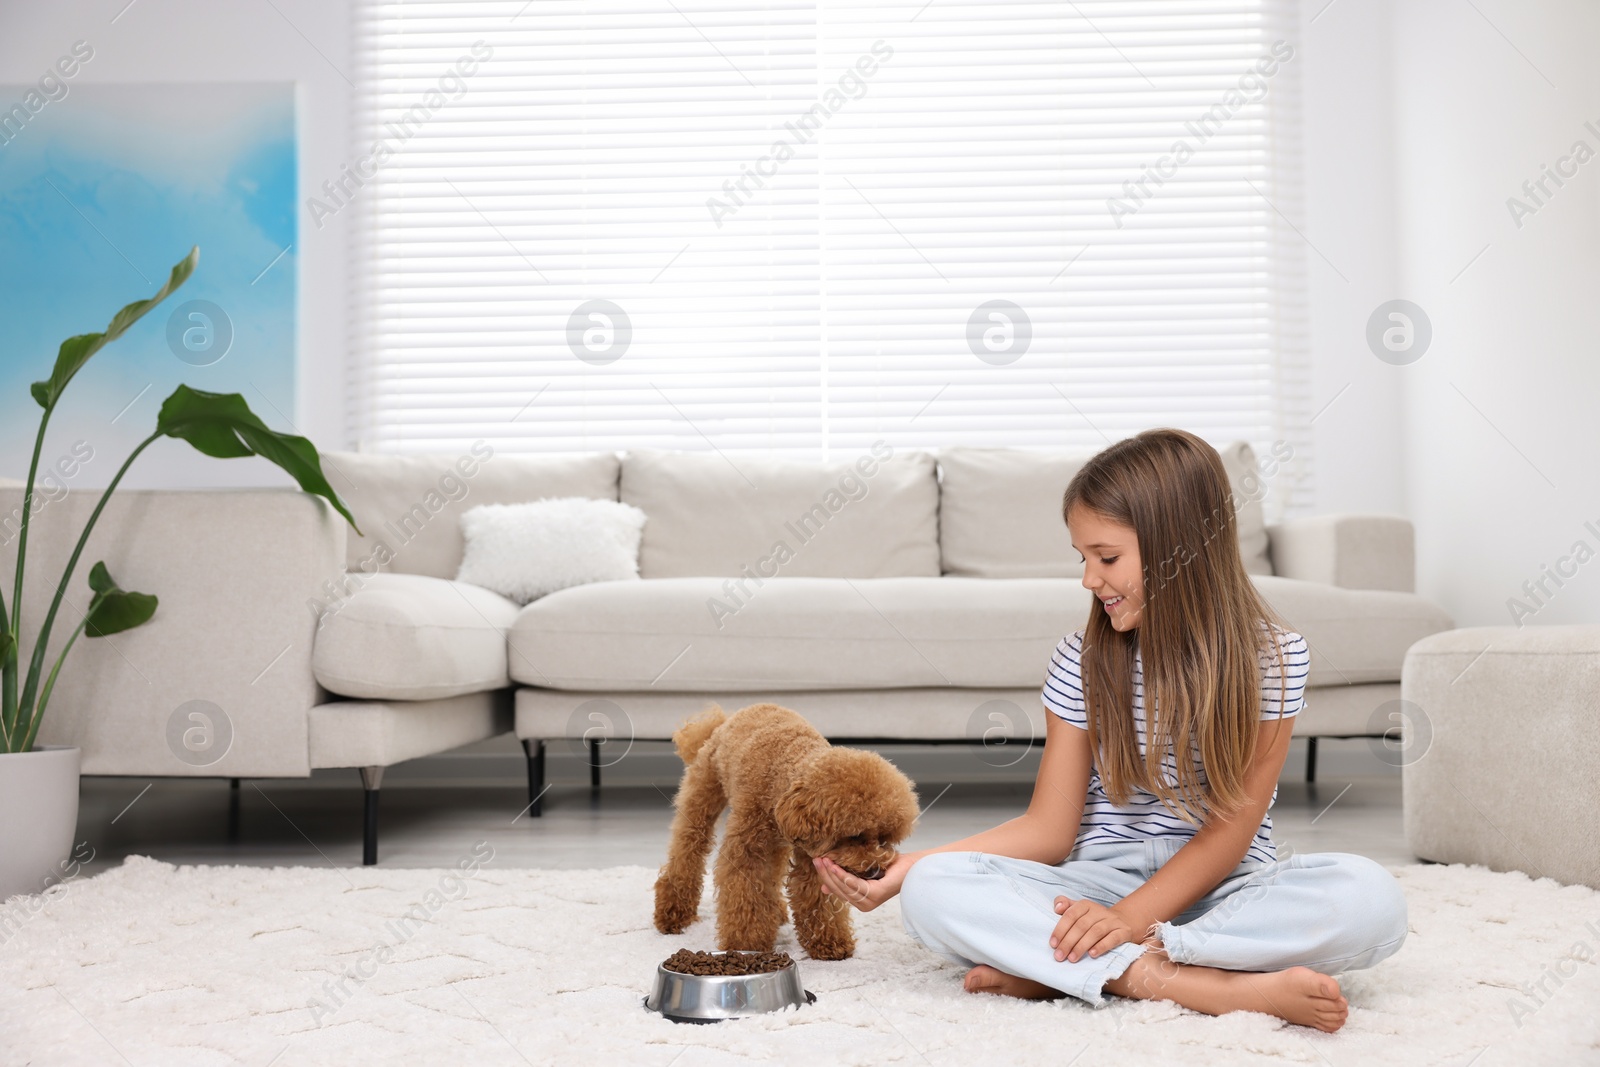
top-left (1067, 504), bottom-right (1145, 632)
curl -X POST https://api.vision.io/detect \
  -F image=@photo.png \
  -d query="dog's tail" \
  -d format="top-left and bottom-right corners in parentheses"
top-left (672, 705), bottom-right (726, 765)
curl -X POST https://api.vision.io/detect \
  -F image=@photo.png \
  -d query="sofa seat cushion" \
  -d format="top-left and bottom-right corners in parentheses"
top-left (1251, 575), bottom-right (1454, 686)
top-left (510, 577), bottom-right (1072, 691)
top-left (313, 573), bottom-right (520, 700)
top-left (508, 575), bottom-right (1453, 692)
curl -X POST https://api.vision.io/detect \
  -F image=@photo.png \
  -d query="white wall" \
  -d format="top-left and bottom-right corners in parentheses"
top-left (1297, 0), bottom-right (1408, 518)
top-left (1392, 0), bottom-right (1600, 627)
top-left (0, 0), bottom-right (353, 489)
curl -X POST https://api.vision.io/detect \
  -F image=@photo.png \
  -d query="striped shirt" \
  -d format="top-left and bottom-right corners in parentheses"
top-left (1041, 624), bottom-right (1309, 866)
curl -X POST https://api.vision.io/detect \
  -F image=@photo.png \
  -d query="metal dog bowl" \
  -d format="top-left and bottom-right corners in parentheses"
top-left (643, 952), bottom-right (816, 1023)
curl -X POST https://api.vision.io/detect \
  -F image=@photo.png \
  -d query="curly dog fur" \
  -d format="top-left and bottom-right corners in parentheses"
top-left (652, 703), bottom-right (920, 960)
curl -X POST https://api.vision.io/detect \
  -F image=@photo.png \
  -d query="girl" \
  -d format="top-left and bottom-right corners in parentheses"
top-left (814, 428), bottom-right (1407, 1033)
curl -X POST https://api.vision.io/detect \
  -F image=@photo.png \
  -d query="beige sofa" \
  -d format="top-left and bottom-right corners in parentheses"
top-left (311, 443), bottom-right (1451, 829)
top-left (4, 442), bottom-right (1452, 864)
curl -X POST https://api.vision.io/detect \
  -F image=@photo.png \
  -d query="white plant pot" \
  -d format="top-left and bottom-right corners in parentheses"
top-left (0, 745), bottom-right (81, 900)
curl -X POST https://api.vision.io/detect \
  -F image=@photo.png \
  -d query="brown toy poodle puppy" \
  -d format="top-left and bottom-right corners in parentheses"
top-left (652, 703), bottom-right (920, 961)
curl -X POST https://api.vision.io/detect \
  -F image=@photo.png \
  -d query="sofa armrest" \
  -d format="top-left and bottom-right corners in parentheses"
top-left (0, 487), bottom-right (346, 777)
top-left (1265, 514), bottom-right (1414, 593)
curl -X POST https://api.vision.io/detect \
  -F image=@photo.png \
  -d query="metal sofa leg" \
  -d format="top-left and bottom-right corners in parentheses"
top-left (360, 766), bottom-right (384, 866)
top-left (1306, 736), bottom-right (1318, 784)
top-left (521, 739), bottom-right (546, 817)
top-left (589, 737), bottom-right (602, 792)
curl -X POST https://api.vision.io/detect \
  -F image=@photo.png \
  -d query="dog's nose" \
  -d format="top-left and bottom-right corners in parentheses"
top-left (863, 866), bottom-right (884, 881)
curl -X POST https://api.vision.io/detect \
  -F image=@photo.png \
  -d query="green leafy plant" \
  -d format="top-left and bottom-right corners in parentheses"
top-left (0, 247), bottom-right (359, 754)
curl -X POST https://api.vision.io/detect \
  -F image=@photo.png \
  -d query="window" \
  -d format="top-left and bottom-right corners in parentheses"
top-left (350, 1), bottom-right (1309, 511)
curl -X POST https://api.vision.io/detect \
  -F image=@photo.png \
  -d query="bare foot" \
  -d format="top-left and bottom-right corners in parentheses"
top-left (962, 964), bottom-right (1065, 1001)
top-left (1106, 952), bottom-right (1349, 1033)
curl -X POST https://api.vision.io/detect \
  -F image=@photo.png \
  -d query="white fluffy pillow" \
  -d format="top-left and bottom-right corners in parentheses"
top-left (456, 498), bottom-right (647, 605)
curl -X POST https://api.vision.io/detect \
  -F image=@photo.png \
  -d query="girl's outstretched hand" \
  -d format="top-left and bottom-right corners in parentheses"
top-left (1049, 896), bottom-right (1144, 962)
top-left (814, 852), bottom-right (920, 913)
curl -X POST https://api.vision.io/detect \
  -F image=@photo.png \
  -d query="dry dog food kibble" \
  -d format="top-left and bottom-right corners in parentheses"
top-left (662, 949), bottom-right (793, 976)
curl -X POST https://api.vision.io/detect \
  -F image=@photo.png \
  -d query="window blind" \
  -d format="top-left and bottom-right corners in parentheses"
top-left (349, 0), bottom-right (1311, 512)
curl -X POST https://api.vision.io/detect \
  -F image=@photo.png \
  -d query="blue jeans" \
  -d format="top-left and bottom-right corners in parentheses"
top-left (898, 838), bottom-right (1408, 1006)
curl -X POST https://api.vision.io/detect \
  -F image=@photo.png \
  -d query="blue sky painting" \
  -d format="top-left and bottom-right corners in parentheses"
top-left (0, 83), bottom-right (296, 488)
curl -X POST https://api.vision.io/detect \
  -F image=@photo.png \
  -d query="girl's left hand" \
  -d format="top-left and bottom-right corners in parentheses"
top-left (1049, 897), bottom-right (1143, 963)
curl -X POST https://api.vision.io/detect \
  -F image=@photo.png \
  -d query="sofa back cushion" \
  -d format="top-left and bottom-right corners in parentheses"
top-left (323, 449), bottom-right (620, 578)
top-left (621, 449), bottom-right (941, 578)
top-left (1216, 440), bottom-right (1274, 576)
top-left (937, 441), bottom-right (1273, 578)
top-left (937, 449), bottom-right (1089, 578)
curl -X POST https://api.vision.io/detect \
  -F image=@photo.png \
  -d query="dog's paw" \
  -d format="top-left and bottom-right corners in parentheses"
top-left (654, 916), bottom-right (697, 935)
top-left (802, 944), bottom-right (855, 961)
top-left (798, 935), bottom-right (856, 961)
top-left (654, 903), bottom-right (699, 935)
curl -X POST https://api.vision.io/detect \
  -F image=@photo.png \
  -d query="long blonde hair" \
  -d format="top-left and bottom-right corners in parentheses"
top-left (1062, 428), bottom-right (1289, 825)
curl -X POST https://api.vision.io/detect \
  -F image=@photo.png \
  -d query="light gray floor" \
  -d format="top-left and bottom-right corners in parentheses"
top-left (72, 739), bottom-right (1416, 878)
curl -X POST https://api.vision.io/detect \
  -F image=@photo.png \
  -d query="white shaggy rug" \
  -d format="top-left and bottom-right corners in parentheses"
top-left (1, 856), bottom-right (1597, 1066)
